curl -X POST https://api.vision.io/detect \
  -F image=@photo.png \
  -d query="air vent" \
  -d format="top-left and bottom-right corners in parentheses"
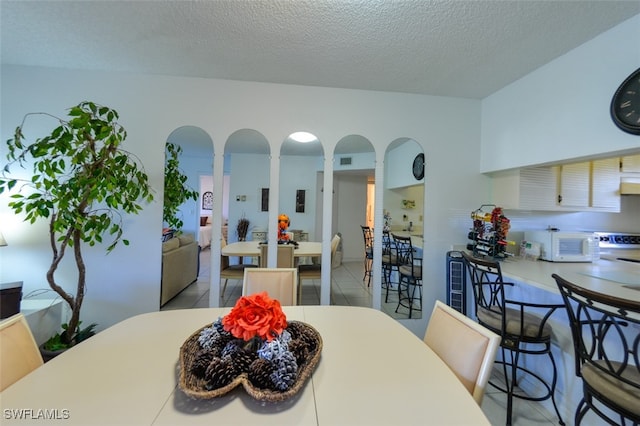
top-left (340, 157), bottom-right (352, 165)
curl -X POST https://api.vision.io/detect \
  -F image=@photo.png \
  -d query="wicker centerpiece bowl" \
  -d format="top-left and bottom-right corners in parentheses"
top-left (179, 292), bottom-right (322, 401)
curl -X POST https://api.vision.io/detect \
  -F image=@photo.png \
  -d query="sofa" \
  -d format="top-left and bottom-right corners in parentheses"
top-left (160, 233), bottom-right (199, 306)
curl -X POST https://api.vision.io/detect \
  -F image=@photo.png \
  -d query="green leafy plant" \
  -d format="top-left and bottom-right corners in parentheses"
top-left (0, 101), bottom-right (154, 347)
top-left (163, 142), bottom-right (199, 230)
top-left (43, 322), bottom-right (97, 351)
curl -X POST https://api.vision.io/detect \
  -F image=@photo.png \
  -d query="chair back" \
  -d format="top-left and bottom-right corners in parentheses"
top-left (242, 268), bottom-right (298, 305)
top-left (0, 313), bottom-right (44, 391)
top-left (553, 273), bottom-right (640, 421)
top-left (330, 234), bottom-right (341, 258)
top-left (424, 301), bottom-right (500, 405)
top-left (220, 239), bottom-right (230, 269)
top-left (461, 251), bottom-right (507, 317)
top-left (360, 226), bottom-right (373, 258)
top-left (382, 230), bottom-right (399, 265)
top-left (259, 244), bottom-right (295, 268)
top-left (391, 234), bottom-right (420, 272)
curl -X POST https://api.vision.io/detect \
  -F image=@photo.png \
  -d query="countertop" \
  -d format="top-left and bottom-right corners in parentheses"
top-left (499, 256), bottom-right (640, 301)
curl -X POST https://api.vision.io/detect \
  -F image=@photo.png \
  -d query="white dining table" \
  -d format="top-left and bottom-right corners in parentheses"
top-left (0, 306), bottom-right (490, 425)
top-left (222, 241), bottom-right (322, 258)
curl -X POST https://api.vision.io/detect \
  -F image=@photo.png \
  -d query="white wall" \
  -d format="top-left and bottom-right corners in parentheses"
top-left (0, 64), bottom-right (483, 336)
top-left (481, 14), bottom-right (640, 173)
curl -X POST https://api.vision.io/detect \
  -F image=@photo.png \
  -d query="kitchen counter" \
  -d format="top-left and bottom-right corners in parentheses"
top-left (499, 256), bottom-right (639, 301)
top-left (474, 255), bottom-right (639, 421)
top-left (388, 231), bottom-right (423, 249)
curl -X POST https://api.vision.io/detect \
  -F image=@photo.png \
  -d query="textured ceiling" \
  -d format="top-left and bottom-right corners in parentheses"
top-left (2, 1), bottom-right (639, 100)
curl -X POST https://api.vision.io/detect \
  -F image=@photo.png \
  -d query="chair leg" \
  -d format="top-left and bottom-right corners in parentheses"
top-left (221, 279), bottom-right (229, 297)
top-left (575, 398), bottom-right (588, 426)
top-left (362, 256), bottom-right (372, 286)
top-left (493, 344), bottom-right (564, 426)
top-left (506, 348), bottom-right (519, 426)
top-left (383, 265), bottom-right (392, 303)
top-left (547, 350), bottom-right (565, 425)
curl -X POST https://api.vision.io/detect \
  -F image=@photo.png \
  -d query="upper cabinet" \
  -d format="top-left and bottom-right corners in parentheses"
top-left (621, 154), bottom-right (640, 172)
top-left (491, 158), bottom-right (622, 212)
top-left (557, 162), bottom-right (590, 208)
top-left (492, 166), bottom-right (559, 211)
top-left (590, 158), bottom-right (621, 211)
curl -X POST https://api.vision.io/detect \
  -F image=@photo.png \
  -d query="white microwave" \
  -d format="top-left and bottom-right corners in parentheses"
top-left (524, 231), bottom-right (599, 262)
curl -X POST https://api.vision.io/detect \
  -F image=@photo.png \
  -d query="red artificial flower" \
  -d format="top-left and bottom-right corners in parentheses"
top-left (222, 292), bottom-right (287, 341)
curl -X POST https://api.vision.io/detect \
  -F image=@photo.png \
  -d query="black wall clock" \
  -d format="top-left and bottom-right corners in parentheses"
top-left (611, 67), bottom-right (640, 135)
top-left (412, 153), bottom-right (425, 180)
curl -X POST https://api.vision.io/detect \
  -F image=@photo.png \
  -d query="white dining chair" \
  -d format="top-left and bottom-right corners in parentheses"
top-left (423, 300), bottom-right (500, 405)
top-left (0, 313), bottom-right (44, 391)
top-left (297, 234), bottom-right (340, 302)
top-left (259, 243), bottom-right (296, 268)
top-left (242, 268), bottom-right (298, 306)
top-left (220, 239), bottom-right (257, 297)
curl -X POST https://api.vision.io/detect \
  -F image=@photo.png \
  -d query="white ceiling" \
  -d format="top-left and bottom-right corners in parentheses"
top-left (2, 1), bottom-right (639, 158)
top-left (2, 0), bottom-right (639, 100)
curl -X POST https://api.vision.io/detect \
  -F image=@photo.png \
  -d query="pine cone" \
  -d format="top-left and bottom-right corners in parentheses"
top-left (190, 349), bottom-right (214, 377)
top-left (270, 351), bottom-right (298, 391)
top-left (285, 321), bottom-right (304, 338)
top-left (287, 339), bottom-right (309, 366)
top-left (204, 357), bottom-right (236, 389)
top-left (226, 349), bottom-right (258, 373)
top-left (221, 339), bottom-right (242, 358)
top-left (248, 358), bottom-right (276, 390)
top-left (289, 324), bottom-right (317, 352)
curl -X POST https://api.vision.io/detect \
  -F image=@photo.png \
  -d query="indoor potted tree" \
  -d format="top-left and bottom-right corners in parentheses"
top-left (163, 142), bottom-right (199, 232)
top-left (0, 101), bottom-right (154, 355)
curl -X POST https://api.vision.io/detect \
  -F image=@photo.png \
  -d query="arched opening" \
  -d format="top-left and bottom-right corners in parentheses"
top-left (382, 138), bottom-right (425, 319)
top-left (160, 126), bottom-right (213, 309)
top-left (331, 135), bottom-right (375, 308)
top-left (220, 129), bottom-right (271, 306)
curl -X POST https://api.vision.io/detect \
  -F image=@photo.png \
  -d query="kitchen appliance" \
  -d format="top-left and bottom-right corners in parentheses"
top-left (524, 230), bottom-right (599, 262)
top-left (595, 232), bottom-right (640, 264)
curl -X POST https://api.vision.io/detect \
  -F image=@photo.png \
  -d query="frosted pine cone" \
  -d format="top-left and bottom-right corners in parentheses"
top-left (270, 351), bottom-right (298, 391)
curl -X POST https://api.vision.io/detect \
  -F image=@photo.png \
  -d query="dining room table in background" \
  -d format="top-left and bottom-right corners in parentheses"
top-left (221, 241), bottom-right (322, 258)
top-left (0, 305), bottom-right (490, 425)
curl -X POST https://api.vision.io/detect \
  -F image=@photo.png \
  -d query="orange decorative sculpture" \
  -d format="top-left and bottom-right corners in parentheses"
top-left (278, 213), bottom-right (290, 241)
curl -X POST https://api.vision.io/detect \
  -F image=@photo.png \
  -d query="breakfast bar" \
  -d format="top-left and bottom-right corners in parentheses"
top-left (486, 255), bottom-right (639, 421)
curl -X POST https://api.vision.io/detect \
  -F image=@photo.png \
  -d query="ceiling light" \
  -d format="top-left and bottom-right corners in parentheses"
top-left (289, 132), bottom-right (317, 143)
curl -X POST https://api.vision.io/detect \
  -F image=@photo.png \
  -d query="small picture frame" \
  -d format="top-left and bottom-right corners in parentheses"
top-left (296, 189), bottom-right (306, 213)
top-left (202, 191), bottom-right (213, 210)
top-left (261, 188), bottom-right (269, 212)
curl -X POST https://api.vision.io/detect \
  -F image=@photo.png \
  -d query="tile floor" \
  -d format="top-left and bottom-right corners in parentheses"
top-left (161, 248), bottom-right (562, 425)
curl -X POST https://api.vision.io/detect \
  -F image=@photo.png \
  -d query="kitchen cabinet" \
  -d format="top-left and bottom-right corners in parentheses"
top-left (491, 166), bottom-right (559, 210)
top-left (591, 158), bottom-right (621, 210)
top-left (558, 162), bottom-right (589, 208)
top-left (558, 159), bottom-right (620, 212)
top-left (621, 154), bottom-right (640, 172)
top-left (492, 158), bottom-right (620, 212)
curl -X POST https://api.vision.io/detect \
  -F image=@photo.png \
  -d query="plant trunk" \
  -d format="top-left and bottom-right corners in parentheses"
top-left (64, 229), bottom-right (86, 344)
top-left (45, 217), bottom-right (85, 346)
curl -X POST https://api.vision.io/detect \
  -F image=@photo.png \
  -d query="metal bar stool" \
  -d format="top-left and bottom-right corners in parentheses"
top-left (381, 230), bottom-right (400, 303)
top-left (553, 273), bottom-right (640, 426)
top-left (360, 225), bottom-right (374, 287)
top-left (462, 252), bottom-right (564, 426)
top-left (392, 233), bottom-right (422, 318)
